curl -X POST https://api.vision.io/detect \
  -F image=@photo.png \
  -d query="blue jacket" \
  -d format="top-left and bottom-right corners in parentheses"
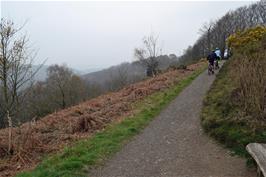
top-left (215, 49), bottom-right (221, 58)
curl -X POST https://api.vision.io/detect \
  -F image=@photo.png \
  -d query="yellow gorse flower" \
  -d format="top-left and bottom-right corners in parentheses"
top-left (227, 26), bottom-right (266, 49)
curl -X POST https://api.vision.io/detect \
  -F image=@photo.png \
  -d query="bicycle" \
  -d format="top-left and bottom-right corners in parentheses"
top-left (208, 63), bottom-right (214, 75)
top-left (214, 60), bottom-right (220, 70)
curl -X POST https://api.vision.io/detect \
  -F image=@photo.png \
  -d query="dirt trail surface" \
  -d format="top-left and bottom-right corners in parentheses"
top-left (89, 67), bottom-right (256, 177)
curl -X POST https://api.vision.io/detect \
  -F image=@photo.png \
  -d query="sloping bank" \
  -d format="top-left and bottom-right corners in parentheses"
top-left (16, 61), bottom-right (207, 177)
top-left (201, 26), bottom-right (266, 164)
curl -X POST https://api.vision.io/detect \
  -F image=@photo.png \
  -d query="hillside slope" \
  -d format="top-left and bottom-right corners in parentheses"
top-left (201, 27), bottom-right (266, 160)
top-left (82, 55), bottom-right (178, 89)
top-left (0, 61), bottom-right (205, 177)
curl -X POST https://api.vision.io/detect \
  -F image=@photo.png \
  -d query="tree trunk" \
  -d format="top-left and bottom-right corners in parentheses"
top-left (7, 111), bottom-right (13, 155)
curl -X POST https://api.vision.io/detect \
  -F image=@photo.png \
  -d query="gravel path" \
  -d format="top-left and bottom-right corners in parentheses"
top-left (89, 67), bottom-right (256, 177)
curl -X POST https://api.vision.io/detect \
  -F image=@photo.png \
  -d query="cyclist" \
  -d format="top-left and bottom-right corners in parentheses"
top-left (214, 47), bottom-right (221, 69)
top-left (207, 50), bottom-right (216, 75)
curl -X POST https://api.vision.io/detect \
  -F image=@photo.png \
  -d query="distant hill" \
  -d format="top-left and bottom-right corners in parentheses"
top-left (32, 65), bottom-right (49, 81)
top-left (32, 54), bottom-right (179, 88)
top-left (82, 61), bottom-right (146, 88)
top-left (72, 68), bottom-right (103, 75)
top-left (82, 54), bottom-right (179, 91)
top-left (32, 65), bottom-right (103, 81)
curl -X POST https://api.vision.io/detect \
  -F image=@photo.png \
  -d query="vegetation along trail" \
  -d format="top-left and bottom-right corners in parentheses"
top-left (90, 62), bottom-right (255, 177)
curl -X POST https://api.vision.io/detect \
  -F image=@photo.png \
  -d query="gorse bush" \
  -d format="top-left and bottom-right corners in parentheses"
top-left (228, 27), bottom-right (266, 127)
top-left (227, 26), bottom-right (266, 49)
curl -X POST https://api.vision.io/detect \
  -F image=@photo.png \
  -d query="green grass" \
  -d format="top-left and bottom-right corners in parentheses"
top-left (201, 60), bottom-right (266, 165)
top-left (17, 65), bottom-right (206, 177)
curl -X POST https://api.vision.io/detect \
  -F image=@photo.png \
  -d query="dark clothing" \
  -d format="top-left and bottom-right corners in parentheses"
top-left (207, 52), bottom-right (217, 66)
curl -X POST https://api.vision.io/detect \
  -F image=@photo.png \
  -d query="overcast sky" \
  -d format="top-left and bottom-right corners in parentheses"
top-left (1, 1), bottom-right (255, 70)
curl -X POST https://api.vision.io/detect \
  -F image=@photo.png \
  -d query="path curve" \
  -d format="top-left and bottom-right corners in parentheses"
top-left (89, 66), bottom-right (255, 177)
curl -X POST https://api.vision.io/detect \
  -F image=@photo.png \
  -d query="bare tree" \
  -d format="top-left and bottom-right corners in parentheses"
top-left (180, 0), bottom-right (266, 64)
top-left (108, 62), bottom-right (129, 91)
top-left (46, 64), bottom-right (72, 109)
top-left (199, 21), bottom-right (214, 53)
top-left (134, 33), bottom-right (162, 77)
top-left (46, 64), bottom-right (87, 109)
top-left (0, 19), bottom-right (42, 129)
top-left (257, 0), bottom-right (266, 24)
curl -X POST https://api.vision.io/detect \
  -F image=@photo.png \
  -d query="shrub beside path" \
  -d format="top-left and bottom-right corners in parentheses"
top-left (89, 65), bottom-right (256, 177)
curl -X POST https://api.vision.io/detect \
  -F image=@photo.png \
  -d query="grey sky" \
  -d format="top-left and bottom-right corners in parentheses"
top-left (2, 1), bottom-right (254, 70)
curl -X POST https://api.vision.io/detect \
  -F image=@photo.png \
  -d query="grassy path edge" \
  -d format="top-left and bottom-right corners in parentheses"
top-left (18, 65), bottom-right (207, 177)
top-left (200, 61), bottom-right (266, 167)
